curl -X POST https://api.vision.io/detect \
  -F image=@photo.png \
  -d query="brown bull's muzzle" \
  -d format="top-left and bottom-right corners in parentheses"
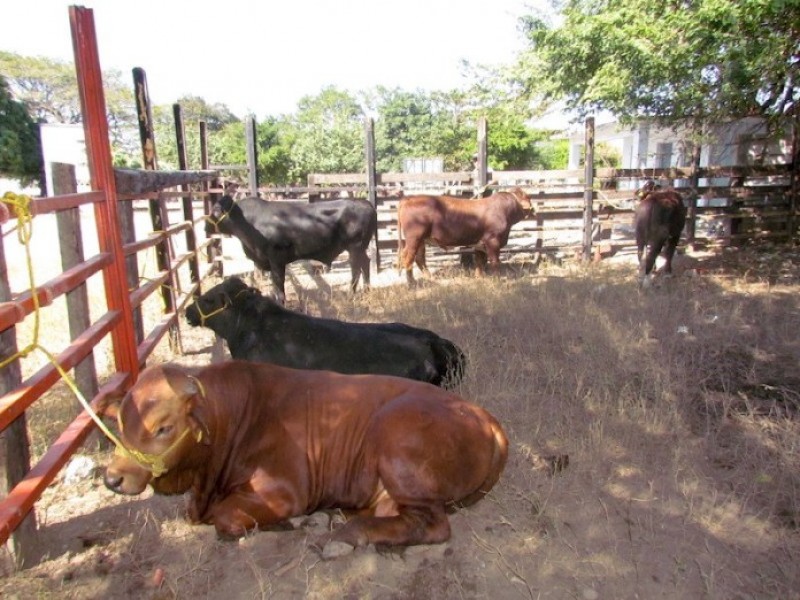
top-left (104, 455), bottom-right (153, 495)
top-left (103, 423), bottom-right (197, 497)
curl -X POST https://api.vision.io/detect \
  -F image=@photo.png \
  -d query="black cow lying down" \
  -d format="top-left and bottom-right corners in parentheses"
top-left (206, 194), bottom-right (377, 304)
top-left (634, 183), bottom-right (687, 279)
top-left (185, 276), bottom-right (466, 388)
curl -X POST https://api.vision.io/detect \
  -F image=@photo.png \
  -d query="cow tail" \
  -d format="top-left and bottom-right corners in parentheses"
top-left (436, 340), bottom-right (467, 389)
top-left (396, 202), bottom-right (405, 270)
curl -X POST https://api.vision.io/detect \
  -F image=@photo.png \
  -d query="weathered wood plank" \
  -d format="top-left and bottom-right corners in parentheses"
top-left (113, 168), bottom-right (217, 195)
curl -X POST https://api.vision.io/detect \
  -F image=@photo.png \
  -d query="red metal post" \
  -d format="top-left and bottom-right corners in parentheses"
top-left (69, 6), bottom-right (139, 380)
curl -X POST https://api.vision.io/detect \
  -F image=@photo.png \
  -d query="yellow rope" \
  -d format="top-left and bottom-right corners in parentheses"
top-left (0, 192), bottom-right (191, 477)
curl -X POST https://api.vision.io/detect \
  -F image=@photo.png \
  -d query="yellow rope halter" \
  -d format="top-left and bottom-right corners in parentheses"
top-left (193, 297), bottom-right (229, 326)
top-left (114, 376), bottom-right (207, 478)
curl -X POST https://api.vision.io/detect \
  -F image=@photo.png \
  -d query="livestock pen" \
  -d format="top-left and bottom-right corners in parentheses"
top-left (229, 121), bottom-right (796, 272)
top-left (3, 2), bottom-right (799, 578)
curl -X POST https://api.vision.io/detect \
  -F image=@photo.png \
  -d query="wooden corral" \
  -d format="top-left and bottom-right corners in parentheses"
top-left (279, 162), bottom-right (797, 269)
top-left (1, 3), bottom-right (797, 575)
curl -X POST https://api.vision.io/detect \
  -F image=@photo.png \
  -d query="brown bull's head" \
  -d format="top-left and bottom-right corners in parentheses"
top-left (103, 365), bottom-right (210, 496)
top-left (509, 187), bottom-right (533, 214)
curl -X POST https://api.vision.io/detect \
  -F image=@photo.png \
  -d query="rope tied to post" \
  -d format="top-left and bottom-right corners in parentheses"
top-left (0, 192), bottom-right (200, 477)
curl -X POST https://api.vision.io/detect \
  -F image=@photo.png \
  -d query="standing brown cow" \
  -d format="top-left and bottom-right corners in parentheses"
top-left (397, 188), bottom-right (532, 284)
top-left (103, 361), bottom-right (508, 549)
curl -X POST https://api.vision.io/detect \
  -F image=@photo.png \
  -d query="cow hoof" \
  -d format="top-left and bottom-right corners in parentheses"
top-left (321, 540), bottom-right (355, 560)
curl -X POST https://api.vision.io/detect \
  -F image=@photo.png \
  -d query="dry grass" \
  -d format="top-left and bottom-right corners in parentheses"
top-left (2, 246), bottom-right (800, 598)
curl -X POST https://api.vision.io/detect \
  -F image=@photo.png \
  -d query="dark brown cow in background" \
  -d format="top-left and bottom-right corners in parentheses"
top-left (397, 187), bottom-right (532, 284)
top-left (634, 182), bottom-right (687, 279)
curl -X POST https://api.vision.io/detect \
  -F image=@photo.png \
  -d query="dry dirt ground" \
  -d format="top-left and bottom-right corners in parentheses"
top-left (2, 243), bottom-right (800, 599)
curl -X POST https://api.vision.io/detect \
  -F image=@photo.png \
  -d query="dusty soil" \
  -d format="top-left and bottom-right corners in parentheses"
top-left (2, 243), bottom-right (800, 599)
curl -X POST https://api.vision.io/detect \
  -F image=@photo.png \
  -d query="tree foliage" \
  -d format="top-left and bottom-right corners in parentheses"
top-left (2, 47), bottom-right (571, 188)
top-left (0, 76), bottom-right (42, 185)
top-left (0, 51), bottom-right (138, 164)
top-left (286, 86), bottom-right (365, 179)
top-left (519, 0), bottom-right (800, 130)
top-left (153, 95), bottom-right (240, 169)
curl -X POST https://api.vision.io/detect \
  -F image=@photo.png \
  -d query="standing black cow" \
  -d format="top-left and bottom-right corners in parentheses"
top-left (206, 195), bottom-right (377, 304)
top-left (185, 276), bottom-right (467, 389)
top-left (634, 184), bottom-right (687, 278)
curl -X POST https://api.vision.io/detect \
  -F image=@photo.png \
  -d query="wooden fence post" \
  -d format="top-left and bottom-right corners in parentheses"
top-left (200, 120), bottom-right (222, 277)
top-left (246, 116), bottom-right (259, 197)
top-left (583, 117), bottom-right (595, 261)
top-left (52, 163), bottom-right (101, 438)
top-left (174, 103), bottom-right (199, 284)
top-left (789, 115), bottom-right (799, 242)
top-left (133, 66), bottom-right (178, 351)
top-left (688, 143), bottom-right (701, 248)
top-left (0, 240), bottom-right (41, 569)
top-left (364, 117), bottom-right (380, 273)
top-left (476, 117), bottom-right (489, 195)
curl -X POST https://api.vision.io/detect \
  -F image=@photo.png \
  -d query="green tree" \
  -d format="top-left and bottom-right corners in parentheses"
top-left (369, 87), bottom-right (437, 172)
top-left (0, 51), bottom-right (138, 164)
top-left (518, 0), bottom-right (799, 131)
top-left (0, 76), bottom-right (42, 186)
top-left (153, 95), bottom-right (240, 170)
top-left (287, 87), bottom-right (365, 181)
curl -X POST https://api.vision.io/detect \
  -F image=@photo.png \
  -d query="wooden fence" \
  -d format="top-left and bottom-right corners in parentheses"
top-left (227, 115), bottom-right (796, 270)
top-left (291, 163), bottom-right (797, 270)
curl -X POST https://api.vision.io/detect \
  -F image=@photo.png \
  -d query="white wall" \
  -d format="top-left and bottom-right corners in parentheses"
top-left (39, 123), bottom-right (90, 195)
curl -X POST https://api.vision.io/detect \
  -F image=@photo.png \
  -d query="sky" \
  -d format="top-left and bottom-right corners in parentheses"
top-left (3, 0), bottom-right (548, 120)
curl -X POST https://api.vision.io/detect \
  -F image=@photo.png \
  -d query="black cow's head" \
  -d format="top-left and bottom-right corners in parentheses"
top-left (205, 195), bottom-right (237, 236)
top-left (185, 276), bottom-right (251, 328)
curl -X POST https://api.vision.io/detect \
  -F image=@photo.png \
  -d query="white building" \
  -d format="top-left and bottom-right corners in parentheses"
top-left (566, 116), bottom-right (792, 171)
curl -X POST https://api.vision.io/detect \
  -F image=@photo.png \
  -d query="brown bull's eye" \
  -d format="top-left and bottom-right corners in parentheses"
top-left (155, 424), bottom-right (174, 438)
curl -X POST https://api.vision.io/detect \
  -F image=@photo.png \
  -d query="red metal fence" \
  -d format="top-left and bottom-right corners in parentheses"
top-left (0, 6), bottom-right (217, 567)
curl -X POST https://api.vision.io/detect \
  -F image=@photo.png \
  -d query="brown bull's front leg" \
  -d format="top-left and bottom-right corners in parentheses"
top-left (210, 489), bottom-right (296, 540)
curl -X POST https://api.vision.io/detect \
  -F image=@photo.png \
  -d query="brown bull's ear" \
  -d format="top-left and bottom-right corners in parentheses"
top-left (161, 365), bottom-right (212, 446)
top-left (95, 390), bottom-right (125, 419)
top-left (184, 375), bottom-right (212, 446)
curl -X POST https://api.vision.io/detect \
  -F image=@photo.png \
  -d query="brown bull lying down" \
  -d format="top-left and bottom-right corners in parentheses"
top-left (397, 187), bottom-right (532, 284)
top-left (103, 361), bottom-right (508, 548)
top-left (634, 183), bottom-right (687, 278)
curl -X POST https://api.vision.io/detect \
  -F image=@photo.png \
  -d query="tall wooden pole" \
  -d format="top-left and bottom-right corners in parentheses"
top-left (174, 103), bottom-right (199, 283)
top-left (246, 116), bottom-right (259, 197)
top-left (688, 142), bottom-right (701, 248)
top-left (364, 117), bottom-right (380, 272)
top-left (52, 163), bottom-right (100, 422)
top-left (476, 117), bottom-right (489, 196)
top-left (132, 67), bottom-right (178, 351)
top-left (0, 236), bottom-right (40, 569)
top-left (582, 117), bottom-right (595, 261)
